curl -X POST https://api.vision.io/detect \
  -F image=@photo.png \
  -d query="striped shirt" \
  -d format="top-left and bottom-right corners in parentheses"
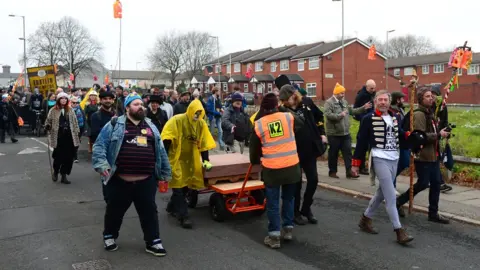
top-left (116, 119), bottom-right (156, 176)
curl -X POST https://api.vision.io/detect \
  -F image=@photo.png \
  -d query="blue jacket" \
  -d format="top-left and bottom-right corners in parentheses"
top-left (206, 95), bottom-right (222, 121)
top-left (92, 115), bottom-right (172, 184)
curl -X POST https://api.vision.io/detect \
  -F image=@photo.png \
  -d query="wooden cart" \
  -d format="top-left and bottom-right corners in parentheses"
top-left (186, 153), bottom-right (265, 222)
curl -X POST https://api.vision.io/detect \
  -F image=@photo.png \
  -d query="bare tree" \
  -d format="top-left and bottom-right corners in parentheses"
top-left (147, 31), bottom-right (185, 87)
top-left (27, 16), bottom-right (103, 87)
top-left (387, 35), bottom-right (437, 58)
top-left (27, 21), bottom-right (63, 66)
top-left (57, 17), bottom-right (103, 87)
top-left (181, 31), bottom-right (215, 77)
top-left (365, 35), bottom-right (385, 53)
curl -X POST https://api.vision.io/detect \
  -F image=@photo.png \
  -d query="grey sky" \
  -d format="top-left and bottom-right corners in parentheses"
top-left (1, 0), bottom-right (478, 73)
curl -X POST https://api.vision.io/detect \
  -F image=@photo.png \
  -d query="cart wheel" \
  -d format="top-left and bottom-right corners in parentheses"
top-left (209, 193), bottom-right (229, 222)
top-left (250, 189), bottom-right (266, 216)
top-left (186, 189), bottom-right (198, 208)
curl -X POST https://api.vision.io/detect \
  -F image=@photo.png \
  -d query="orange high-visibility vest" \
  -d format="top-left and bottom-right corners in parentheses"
top-left (254, 112), bottom-right (299, 169)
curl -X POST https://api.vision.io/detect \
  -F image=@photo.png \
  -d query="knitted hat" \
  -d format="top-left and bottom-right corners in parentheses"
top-left (99, 91), bottom-right (115, 99)
top-left (231, 93), bottom-right (243, 102)
top-left (391, 91), bottom-right (405, 101)
top-left (430, 84), bottom-right (441, 96)
top-left (56, 92), bottom-right (70, 100)
top-left (2, 94), bottom-right (8, 100)
top-left (333, 83), bottom-right (346, 95)
top-left (278, 85), bottom-right (296, 101)
top-left (260, 93), bottom-right (278, 111)
top-left (124, 92), bottom-right (142, 107)
top-left (89, 90), bottom-right (99, 96)
top-left (274, 75), bottom-right (291, 89)
top-left (298, 88), bottom-right (307, 96)
top-left (149, 95), bottom-right (163, 104)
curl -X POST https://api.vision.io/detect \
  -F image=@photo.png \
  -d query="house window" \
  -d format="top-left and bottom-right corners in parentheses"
top-left (226, 64), bottom-right (231, 74)
top-left (422, 65), bottom-right (429, 74)
top-left (298, 60), bottom-right (304, 71)
top-left (306, 83), bottom-right (316, 97)
top-left (267, 83), bottom-right (272, 92)
top-left (458, 68), bottom-right (462, 76)
top-left (215, 65), bottom-right (220, 73)
top-left (434, 64), bottom-right (444, 73)
top-left (393, 68), bottom-right (400, 77)
top-left (255, 61), bottom-right (263, 72)
top-left (404, 67), bottom-right (414, 76)
top-left (234, 63), bottom-right (241, 73)
top-left (280, 60), bottom-right (289, 71)
top-left (270, 62), bottom-right (276, 72)
top-left (468, 64), bottom-right (480, 75)
top-left (309, 57), bottom-right (320, 69)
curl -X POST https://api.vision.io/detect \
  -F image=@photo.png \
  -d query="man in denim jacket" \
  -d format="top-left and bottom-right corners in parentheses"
top-left (92, 93), bottom-right (172, 257)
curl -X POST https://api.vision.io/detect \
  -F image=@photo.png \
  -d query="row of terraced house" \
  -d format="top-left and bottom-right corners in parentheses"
top-left (188, 37), bottom-right (480, 104)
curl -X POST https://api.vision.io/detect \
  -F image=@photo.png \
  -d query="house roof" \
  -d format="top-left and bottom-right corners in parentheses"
top-left (191, 75), bottom-right (209, 83)
top-left (291, 38), bottom-right (356, 59)
top-left (265, 41), bottom-right (325, 62)
top-left (208, 75), bottom-right (229, 83)
top-left (228, 75), bottom-right (249, 83)
top-left (0, 72), bottom-right (21, 79)
top-left (241, 45), bottom-right (297, 63)
top-left (388, 52), bottom-right (480, 68)
top-left (205, 50), bottom-right (251, 66)
top-left (229, 47), bottom-right (272, 63)
top-left (111, 70), bottom-right (169, 80)
top-left (250, 74), bottom-right (275, 82)
top-left (282, 73), bottom-right (304, 82)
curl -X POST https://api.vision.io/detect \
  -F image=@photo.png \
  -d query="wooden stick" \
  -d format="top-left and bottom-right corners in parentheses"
top-left (408, 71), bottom-right (418, 214)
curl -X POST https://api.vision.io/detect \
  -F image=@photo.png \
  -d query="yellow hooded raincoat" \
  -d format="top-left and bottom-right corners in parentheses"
top-left (161, 100), bottom-right (216, 190)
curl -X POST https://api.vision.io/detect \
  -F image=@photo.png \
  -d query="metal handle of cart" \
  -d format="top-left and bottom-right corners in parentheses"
top-left (231, 163), bottom-right (253, 211)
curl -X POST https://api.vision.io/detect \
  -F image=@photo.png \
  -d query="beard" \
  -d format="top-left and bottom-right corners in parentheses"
top-left (101, 102), bottom-right (113, 109)
top-left (129, 108), bottom-right (145, 120)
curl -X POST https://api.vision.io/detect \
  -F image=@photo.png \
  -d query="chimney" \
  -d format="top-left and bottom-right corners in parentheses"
top-left (2, 65), bottom-right (11, 74)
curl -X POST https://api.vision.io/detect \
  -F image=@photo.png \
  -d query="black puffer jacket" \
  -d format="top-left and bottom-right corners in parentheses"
top-left (279, 96), bottom-right (326, 163)
top-left (353, 86), bottom-right (375, 121)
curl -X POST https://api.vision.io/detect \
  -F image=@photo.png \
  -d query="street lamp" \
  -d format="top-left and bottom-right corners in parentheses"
top-left (9, 14), bottom-right (27, 88)
top-left (332, 0), bottom-right (344, 85)
top-left (136, 62), bottom-right (141, 70)
top-left (209, 35), bottom-right (221, 92)
top-left (385, 29), bottom-right (395, 90)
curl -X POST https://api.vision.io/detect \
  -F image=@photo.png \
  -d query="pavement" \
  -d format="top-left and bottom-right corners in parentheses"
top-left (1, 136), bottom-right (480, 270)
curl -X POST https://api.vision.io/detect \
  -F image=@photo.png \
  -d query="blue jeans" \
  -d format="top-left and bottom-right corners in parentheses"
top-left (209, 117), bottom-right (225, 148)
top-left (394, 149), bottom-right (411, 187)
top-left (265, 183), bottom-right (296, 236)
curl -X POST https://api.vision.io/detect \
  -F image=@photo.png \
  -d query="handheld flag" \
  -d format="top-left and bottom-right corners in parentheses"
top-left (245, 64), bottom-right (253, 79)
top-left (368, 45), bottom-right (376, 60)
top-left (113, 0), bottom-right (123, 19)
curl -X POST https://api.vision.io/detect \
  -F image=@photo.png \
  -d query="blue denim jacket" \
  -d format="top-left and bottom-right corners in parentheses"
top-left (92, 115), bottom-right (171, 184)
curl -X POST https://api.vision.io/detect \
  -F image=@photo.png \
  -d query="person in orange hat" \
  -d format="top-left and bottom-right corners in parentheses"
top-left (324, 83), bottom-right (372, 179)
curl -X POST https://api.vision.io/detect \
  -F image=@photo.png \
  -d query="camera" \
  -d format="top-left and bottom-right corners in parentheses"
top-left (444, 123), bottom-right (456, 139)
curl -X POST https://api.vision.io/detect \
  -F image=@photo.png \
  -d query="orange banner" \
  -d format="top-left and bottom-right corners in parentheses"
top-left (113, 0), bottom-right (123, 19)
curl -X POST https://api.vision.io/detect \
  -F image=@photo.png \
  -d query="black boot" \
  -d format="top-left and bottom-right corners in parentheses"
top-left (52, 171), bottom-right (59, 182)
top-left (179, 216), bottom-right (193, 229)
top-left (301, 209), bottom-right (318, 224)
top-left (10, 138), bottom-right (18, 143)
top-left (60, 174), bottom-right (71, 184)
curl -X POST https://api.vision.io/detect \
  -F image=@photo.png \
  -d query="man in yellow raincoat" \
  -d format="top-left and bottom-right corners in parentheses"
top-left (161, 99), bottom-right (216, 228)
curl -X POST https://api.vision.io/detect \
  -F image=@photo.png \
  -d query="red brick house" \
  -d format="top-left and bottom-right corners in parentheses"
top-left (201, 38), bottom-right (387, 104)
top-left (387, 52), bottom-right (480, 104)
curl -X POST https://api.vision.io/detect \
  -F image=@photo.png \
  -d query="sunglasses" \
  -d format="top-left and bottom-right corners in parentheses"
top-left (72, 102), bottom-right (79, 104)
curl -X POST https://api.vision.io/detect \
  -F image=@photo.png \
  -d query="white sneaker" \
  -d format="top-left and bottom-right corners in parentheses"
top-left (395, 190), bottom-right (400, 196)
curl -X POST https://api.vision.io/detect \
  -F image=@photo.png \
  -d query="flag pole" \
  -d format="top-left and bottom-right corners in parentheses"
top-left (118, 18), bottom-right (122, 86)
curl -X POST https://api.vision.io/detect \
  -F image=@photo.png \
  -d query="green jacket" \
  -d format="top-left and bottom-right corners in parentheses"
top-left (324, 96), bottom-right (365, 136)
top-left (414, 105), bottom-right (440, 162)
top-left (249, 111), bottom-right (302, 187)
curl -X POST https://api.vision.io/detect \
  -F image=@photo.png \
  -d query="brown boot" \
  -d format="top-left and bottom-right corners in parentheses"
top-left (358, 215), bottom-right (378, 234)
top-left (395, 228), bottom-right (414, 244)
top-left (329, 172), bottom-right (339, 179)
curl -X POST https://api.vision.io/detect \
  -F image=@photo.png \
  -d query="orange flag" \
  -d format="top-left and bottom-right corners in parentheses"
top-left (368, 45), bottom-right (376, 60)
top-left (113, 0), bottom-right (123, 19)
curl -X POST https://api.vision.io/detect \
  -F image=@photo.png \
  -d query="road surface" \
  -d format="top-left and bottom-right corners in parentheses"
top-left (0, 136), bottom-right (479, 270)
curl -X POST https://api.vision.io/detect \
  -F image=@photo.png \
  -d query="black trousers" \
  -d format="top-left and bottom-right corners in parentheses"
top-left (294, 158), bottom-right (319, 215)
top-left (327, 135), bottom-right (352, 173)
top-left (103, 175), bottom-right (160, 245)
top-left (168, 187), bottom-right (189, 218)
top-left (52, 130), bottom-right (75, 175)
top-left (397, 161), bottom-right (441, 216)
